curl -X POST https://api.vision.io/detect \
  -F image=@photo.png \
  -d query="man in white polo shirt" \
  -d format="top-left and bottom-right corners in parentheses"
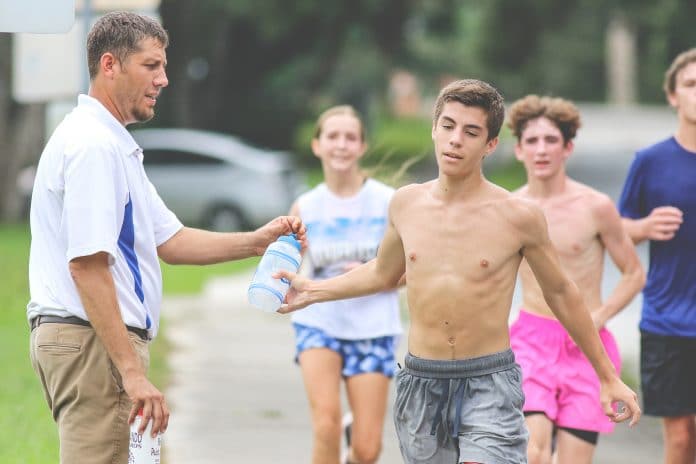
top-left (27, 12), bottom-right (305, 464)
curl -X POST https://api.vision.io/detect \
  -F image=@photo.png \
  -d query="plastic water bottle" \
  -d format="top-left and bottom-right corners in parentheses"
top-left (128, 409), bottom-right (161, 464)
top-left (248, 234), bottom-right (302, 312)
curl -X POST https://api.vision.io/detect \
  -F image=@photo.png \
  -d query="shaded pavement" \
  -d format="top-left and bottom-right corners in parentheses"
top-left (162, 272), bottom-right (404, 463)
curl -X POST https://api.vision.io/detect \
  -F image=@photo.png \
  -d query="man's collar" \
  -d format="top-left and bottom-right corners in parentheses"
top-left (77, 94), bottom-right (141, 156)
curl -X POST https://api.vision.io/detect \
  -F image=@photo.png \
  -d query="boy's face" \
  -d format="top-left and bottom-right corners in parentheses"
top-left (668, 61), bottom-right (696, 124)
top-left (514, 116), bottom-right (572, 181)
top-left (431, 101), bottom-right (498, 177)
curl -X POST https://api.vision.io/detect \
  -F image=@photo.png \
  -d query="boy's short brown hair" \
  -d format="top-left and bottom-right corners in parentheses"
top-left (433, 79), bottom-right (505, 141)
top-left (663, 48), bottom-right (696, 96)
top-left (507, 95), bottom-right (581, 144)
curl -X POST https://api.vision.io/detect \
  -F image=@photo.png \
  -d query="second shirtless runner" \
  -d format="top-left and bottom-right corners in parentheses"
top-left (277, 79), bottom-right (641, 464)
top-left (508, 95), bottom-right (645, 464)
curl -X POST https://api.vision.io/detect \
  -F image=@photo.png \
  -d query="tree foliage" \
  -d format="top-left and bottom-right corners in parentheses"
top-left (153, 0), bottom-right (694, 155)
top-left (0, 0), bottom-right (694, 219)
top-left (471, 0), bottom-right (695, 102)
top-left (156, 0), bottom-right (413, 149)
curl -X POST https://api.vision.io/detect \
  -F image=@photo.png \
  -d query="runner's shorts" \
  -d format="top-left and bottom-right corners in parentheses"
top-left (641, 330), bottom-right (696, 416)
top-left (394, 349), bottom-right (528, 463)
top-left (510, 309), bottom-right (621, 433)
top-left (292, 323), bottom-right (398, 378)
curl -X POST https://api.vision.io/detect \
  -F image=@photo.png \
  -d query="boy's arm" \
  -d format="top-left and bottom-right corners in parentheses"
top-left (518, 201), bottom-right (641, 426)
top-left (278, 200), bottom-right (406, 312)
top-left (592, 197), bottom-right (646, 328)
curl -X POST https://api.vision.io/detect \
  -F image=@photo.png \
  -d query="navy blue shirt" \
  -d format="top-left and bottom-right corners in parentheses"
top-left (619, 137), bottom-right (696, 337)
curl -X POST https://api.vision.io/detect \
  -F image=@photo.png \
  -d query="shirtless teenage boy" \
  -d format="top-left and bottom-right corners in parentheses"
top-left (278, 79), bottom-right (641, 464)
top-left (508, 95), bottom-right (645, 464)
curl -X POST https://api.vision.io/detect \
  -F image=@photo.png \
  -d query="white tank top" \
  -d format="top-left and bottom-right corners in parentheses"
top-left (291, 179), bottom-right (402, 339)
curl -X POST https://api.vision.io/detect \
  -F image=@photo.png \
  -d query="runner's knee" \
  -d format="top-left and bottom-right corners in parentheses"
top-left (312, 413), bottom-right (341, 443)
top-left (664, 420), bottom-right (696, 453)
top-left (351, 439), bottom-right (381, 464)
top-left (526, 440), bottom-right (552, 464)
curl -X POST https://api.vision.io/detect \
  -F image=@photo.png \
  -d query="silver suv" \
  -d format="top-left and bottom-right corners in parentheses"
top-left (132, 128), bottom-right (307, 231)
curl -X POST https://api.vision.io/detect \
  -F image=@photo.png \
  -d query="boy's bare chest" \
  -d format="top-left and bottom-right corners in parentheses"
top-left (545, 205), bottom-right (598, 257)
top-left (398, 206), bottom-right (520, 276)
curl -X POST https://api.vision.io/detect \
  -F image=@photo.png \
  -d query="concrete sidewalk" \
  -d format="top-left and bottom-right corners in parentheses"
top-left (162, 272), bottom-right (405, 463)
top-left (162, 272), bottom-right (663, 463)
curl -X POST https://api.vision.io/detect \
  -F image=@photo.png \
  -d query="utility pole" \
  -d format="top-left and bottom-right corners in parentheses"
top-left (606, 11), bottom-right (638, 105)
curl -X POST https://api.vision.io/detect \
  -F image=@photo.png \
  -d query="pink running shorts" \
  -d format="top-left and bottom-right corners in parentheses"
top-left (510, 309), bottom-right (622, 433)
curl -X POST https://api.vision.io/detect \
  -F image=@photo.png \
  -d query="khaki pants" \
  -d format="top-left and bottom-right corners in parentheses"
top-left (30, 323), bottom-right (149, 464)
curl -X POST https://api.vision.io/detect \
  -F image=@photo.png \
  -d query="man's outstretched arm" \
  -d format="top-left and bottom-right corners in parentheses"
top-left (157, 216), bottom-right (306, 265)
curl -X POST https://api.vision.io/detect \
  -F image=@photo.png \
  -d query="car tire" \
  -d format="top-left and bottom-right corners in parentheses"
top-left (206, 206), bottom-right (245, 232)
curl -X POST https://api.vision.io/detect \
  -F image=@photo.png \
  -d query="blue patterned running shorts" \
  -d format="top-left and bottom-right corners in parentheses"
top-left (292, 323), bottom-right (398, 378)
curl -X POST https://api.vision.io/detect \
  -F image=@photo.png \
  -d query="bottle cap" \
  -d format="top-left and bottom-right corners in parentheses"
top-left (278, 234), bottom-right (301, 252)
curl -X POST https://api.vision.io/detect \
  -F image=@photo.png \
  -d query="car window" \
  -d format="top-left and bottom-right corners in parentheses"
top-left (142, 149), bottom-right (225, 166)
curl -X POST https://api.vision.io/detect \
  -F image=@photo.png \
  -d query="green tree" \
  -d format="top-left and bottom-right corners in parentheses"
top-left (470, 0), bottom-right (695, 102)
top-left (156, 0), bottom-right (413, 149)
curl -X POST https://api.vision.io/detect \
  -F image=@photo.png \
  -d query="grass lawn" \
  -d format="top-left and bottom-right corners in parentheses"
top-left (0, 222), bottom-right (256, 463)
top-left (0, 223), bottom-right (58, 463)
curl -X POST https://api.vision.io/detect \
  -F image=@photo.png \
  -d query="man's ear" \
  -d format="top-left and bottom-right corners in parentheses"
top-left (100, 52), bottom-right (118, 78)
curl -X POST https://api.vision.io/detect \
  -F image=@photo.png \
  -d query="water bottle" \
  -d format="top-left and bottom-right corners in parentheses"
top-left (129, 409), bottom-right (161, 464)
top-left (248, 234), bottom-right (302, 312)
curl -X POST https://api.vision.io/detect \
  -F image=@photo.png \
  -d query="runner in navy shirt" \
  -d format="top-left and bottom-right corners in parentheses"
top-left (618, 47), bottom-right (696, 463)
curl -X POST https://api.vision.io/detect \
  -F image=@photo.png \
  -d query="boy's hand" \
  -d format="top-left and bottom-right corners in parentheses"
top-left (275, 270), bottom-right (314, 314)
top-left (641, 206), bottom-right (683, 241)
top-left (600, 376), bottom-right (641, 427)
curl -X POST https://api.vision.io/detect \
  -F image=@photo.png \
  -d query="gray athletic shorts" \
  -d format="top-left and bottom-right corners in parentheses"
top-left (394, 350), bottom-right (528, 463)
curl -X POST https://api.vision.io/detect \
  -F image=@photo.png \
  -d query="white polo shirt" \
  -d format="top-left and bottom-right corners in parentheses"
top-left (27, 94), bottom-right (183, 339)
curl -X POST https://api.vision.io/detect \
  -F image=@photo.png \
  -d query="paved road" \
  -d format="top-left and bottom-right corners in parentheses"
top-left (162, 273), bottom-right (405, 463)
top-left (162, 273), bottom-right (663, 463)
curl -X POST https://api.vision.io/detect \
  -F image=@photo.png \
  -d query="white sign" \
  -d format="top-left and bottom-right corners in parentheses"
top-left (12, 21), bottom-right (84, 102)
top-left (12, 2), bottom-right (160, 103)
top-left (0, 0), bottom-right (75, 33)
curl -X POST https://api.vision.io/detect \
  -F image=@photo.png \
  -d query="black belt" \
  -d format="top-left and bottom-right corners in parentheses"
top-left (30, 315), bottom-right (150, 341)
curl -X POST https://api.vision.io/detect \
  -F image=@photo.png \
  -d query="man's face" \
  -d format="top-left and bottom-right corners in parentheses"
top-left (112, 38), bottom-right (168, 125)
top-left (514, 117), bottom-right (572, 181)
top-left (431, 101), bottom-right (498, 177)
top-left (668, 61), bottom-right (696, 125)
